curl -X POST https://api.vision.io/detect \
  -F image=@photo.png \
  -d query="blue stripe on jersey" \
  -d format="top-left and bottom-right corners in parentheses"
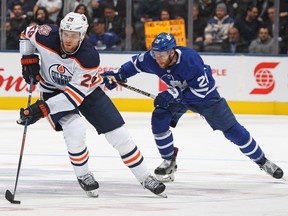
top-left (63, 92), bottom-right (78, 108)
top-left (67, 83), bottom-right (86, 98)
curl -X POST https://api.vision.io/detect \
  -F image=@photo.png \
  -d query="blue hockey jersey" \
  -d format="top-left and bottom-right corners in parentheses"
top-left (119, 46), bottom-right (217, 104)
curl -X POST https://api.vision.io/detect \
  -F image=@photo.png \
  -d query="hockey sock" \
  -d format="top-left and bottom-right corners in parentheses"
top-left (61, 115), bottom-right (90, 176)
top-left (223, 123), bottom-right (265, 164)
top-left (154, 130), bottom-right (175, 160)
top-left (105, 126), bottom-right (150, 182)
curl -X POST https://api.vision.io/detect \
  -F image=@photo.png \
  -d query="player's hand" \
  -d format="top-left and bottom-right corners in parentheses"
top-left (102, 76), bottom-right (117, 90)
top-left (154, 87), bottom-right (182, 108)
top-left (18, 100), bottom-right (50, 126)
top-left (101, 69), bottom-right (127, 83)
top-left (21, 54), bottom-right (41, 85)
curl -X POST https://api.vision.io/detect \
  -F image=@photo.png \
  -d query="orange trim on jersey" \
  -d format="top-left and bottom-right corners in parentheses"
top-left (70, 151), bottom-right (89, 162)
top-left (64, 88), bottom-right (83, 104)
top-left (20, 32), bottom-right (28, 39)
top-left (71, 56), bottom-right (99, 71)
top-left (36, 41), bottom-right (58, 54)
top-left (90, 73), bottom-right (103, 87)
top-left (123, 151), bottom-right (141, 165)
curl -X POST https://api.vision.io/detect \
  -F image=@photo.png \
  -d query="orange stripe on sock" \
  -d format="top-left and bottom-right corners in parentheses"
top-left (123, 151), bottom-right (141, 165)
top-left (70, 151), bottom-right (89, 162)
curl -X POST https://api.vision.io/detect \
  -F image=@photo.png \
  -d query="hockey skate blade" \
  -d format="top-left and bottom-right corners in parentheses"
top-left (86, 189), bottom-right (99, 198)
top-left (157, 192), bottom-right (168, 198)
top-left (156, 173), bottom-right (175, 182)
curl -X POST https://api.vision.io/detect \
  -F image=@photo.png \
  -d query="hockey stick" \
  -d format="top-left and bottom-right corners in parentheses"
top-left (5, 76), bottom-right (34, 204)
top-left (117, 82), bottom-right (156, 99)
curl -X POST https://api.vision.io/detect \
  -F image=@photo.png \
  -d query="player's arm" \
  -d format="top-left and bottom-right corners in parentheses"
top-left (101, 51), bottom-right (151, 89)
top-left (19, 25), bottom-right (41, 85)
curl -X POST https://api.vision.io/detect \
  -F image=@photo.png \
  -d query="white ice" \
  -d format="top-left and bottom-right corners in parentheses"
top-left (0, 110), bottom-right (288, 216)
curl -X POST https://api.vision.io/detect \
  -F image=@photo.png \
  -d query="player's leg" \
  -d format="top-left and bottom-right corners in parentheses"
top-left (59, 114), bottom-right (99, 197)
top-left (151, 104), bottom-right (187, 182)
top-left (42, 92), bottom-right (98, 197)
top-left (199, 94), bottom-right (283, 179)
top-left (79, 88), bottom-right (166, 196)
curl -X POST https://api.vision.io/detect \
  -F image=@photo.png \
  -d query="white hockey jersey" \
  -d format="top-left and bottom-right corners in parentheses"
top-left (19, 24), bottom-right (103, 114)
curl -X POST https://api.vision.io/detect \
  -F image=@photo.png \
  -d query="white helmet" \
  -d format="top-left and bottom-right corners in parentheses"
top-left (60, 12), bottom-right (89, 54)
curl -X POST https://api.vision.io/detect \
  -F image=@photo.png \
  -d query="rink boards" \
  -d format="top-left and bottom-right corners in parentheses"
top-left (0, 52), bottom-right (288, 114)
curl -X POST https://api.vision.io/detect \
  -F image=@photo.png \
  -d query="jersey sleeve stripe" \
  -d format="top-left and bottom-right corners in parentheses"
top-left (20, 32), bottom-right (28, 40)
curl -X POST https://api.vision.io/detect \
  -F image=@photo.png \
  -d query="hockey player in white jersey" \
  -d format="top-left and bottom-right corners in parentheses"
top-left (102, 32), bottom-right (284, 182)
top-left (18, 12), bottom-right (166, 197)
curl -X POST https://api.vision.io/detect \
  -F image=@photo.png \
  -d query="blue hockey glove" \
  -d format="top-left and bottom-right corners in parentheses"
top-left (101, 68), bottom-right (127, 83)
top-left (154, 87), bottom-right (182, 108)
top-left (18, 100), bottom-right (50, 126)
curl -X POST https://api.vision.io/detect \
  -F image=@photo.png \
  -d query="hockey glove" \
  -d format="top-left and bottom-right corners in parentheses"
top-left (102, 76), bottom-right (117, 90)
top-left (18, 100), bottom-right (50, 126)
top-left (154, 87), bottom-right (182, 108)
top-left (101, 68), bottom-right (127, 84)
top-left (21, 54), bottom-right (41, 85)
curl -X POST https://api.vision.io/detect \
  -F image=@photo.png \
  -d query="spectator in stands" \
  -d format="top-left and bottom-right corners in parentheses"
top-left (161, 0), bottom-right (187, 22)
top-left (221, 27), bottom-right (249, 53)
top-left (33, 0), bottom-right (62, 24)
top-left (264, 5), bottom-right (288, 54)
top-left (88, 18), bottom-right (121, 51)
top-left (203, 3), bottom-right (234, 52)
top-left (7, 3), bottom-right (29, 50)
top-left (105, 0), bottom-right (126, 19)
top-left (7, 0), bottom-right (37, 19)
top-left (191, 4), bottom-right (206, 52)
top-left (136, 0), bottom-right (162, 23)
top-left (234, 5), bottom-right (263, 46)
top-left (5, 20), bottom-right (15, 49)
top-left (33, 7), bottom-right (55, 25)
top-left (103, 3), bottom-right (125, 40)
top-left (196, 0), bottom-right (215, 23)
top-left (87, 0), bottom-right (105, 19)
top-left (220, 0), bottom-right (246, 19)
top-left (159, 8), bottom-right (172, 21)
top-left (248, 27), bottom-right (273, 54)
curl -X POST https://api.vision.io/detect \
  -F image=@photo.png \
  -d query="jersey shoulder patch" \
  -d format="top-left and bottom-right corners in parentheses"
top-left (35, 24), bottom-right (61, 53)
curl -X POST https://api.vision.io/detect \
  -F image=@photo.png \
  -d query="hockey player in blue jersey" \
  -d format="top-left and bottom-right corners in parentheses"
top-left (102, 32), bottom-right (284, 182)
top-left (17, 12), bottom-right (166, 197)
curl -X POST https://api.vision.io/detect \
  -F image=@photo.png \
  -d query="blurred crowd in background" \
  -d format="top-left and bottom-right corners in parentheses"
top-left (1, 0), bottom-right (288, 54)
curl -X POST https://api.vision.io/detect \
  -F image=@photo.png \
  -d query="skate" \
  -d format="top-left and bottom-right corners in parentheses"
top-left (141, 175), bottom-right (167, 198)
top-left (259, 158), bottom-right (284, 179)
top-left (77, 171), bottom-right (99, 197)
top-left (154, 147), bottom-right (178, 182)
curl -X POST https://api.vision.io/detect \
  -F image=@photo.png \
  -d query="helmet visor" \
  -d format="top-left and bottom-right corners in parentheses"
top-left (151, 50), bottom-right (171, 60)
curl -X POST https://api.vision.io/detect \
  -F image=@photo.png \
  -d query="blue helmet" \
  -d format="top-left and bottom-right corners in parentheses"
top-left (151, 32), bottom-right (176, 52)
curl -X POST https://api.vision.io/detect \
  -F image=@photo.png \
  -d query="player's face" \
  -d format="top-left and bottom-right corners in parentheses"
top-left (152, 50), bottom-right (173, 68)
top-left (61, 30), bottom-right (81, 53)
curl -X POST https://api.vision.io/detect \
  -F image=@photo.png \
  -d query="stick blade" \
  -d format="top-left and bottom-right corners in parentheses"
top-left (5, 190), bottom-right (21, 204)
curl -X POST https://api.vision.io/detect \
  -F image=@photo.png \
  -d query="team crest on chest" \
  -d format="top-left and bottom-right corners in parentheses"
top-left (48, 64), bottom-right (72, 86)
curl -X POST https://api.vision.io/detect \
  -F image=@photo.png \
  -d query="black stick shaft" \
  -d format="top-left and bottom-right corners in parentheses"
top-left (117, 82), bottom-right (156, 99)
top-left (11, 76), bottom-right (34, 200)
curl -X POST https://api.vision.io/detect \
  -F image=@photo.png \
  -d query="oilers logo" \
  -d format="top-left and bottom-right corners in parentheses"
top-left (48, 64), bottom-right (72, 86)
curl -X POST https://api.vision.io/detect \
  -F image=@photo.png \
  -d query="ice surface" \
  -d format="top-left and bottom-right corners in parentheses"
top-left (1, 111), bottom-right (288, 216)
